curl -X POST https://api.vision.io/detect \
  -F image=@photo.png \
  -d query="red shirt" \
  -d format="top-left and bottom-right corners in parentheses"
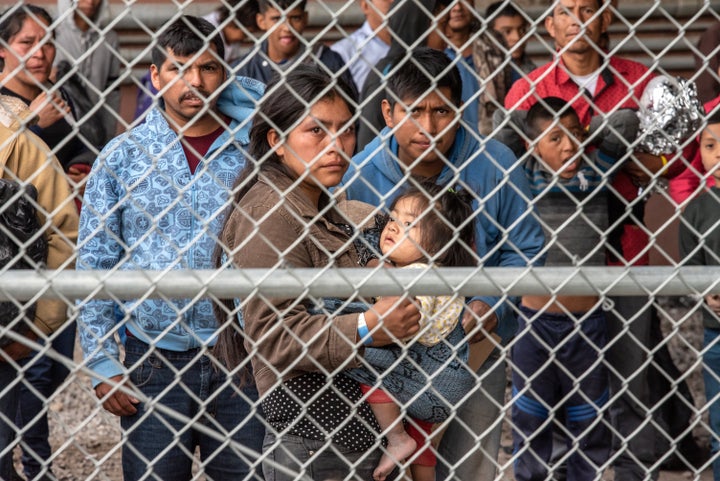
top-left (181, 125), bottom-right (225, 175)
top-left (668, 94), bottom-right (720, 204)
top-left (505, 56), bottom-right (654, 123)
top-left (505, 55), bottom-right (657, 265)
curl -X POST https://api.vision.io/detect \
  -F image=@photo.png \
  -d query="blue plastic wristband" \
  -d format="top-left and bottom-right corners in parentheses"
top-left (357, 313), bottom-right (373, 345)
top-left (357, 325), bottom-right (372, 345)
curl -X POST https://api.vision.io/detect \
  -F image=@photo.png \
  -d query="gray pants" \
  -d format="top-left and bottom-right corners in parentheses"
top-left (436, 350), bottom-right (506, 481)
top-left (606, 296), bottom-right (662, 481)
top-left (262, 432), bottom-right (382, 481)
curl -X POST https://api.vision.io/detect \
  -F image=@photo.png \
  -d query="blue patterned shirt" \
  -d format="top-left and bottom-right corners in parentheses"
top-left (77, 78), bottom-right (264, 385)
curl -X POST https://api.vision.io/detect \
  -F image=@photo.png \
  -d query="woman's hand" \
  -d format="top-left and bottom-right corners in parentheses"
top-left (462, 300), bottom-right (498, 343)
top-left (364, 296), bottom-right (421, 346)
top-left (30, 91), bottom-right (71, 129)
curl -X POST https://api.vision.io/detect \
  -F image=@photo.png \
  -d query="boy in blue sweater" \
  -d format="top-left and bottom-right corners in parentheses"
top-left (341, 46), bottom-right (545, 481)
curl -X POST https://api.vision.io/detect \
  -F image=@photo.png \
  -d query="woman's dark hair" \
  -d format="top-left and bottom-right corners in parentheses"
top-left (212, 63), bottom-right (357, 375)
top-left (0, 5), bottom-right (54, 70)
top-left (151, 15), bottom-right (225, 68)
top-left (389, 182), bottom-right (477, 268)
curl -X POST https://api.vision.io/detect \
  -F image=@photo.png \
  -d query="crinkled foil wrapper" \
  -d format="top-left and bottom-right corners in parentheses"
top-left (637, 76), bottom-right (703, 155)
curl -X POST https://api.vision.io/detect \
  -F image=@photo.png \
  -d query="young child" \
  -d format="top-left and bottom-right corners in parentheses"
top-left (510, 97), bottom-right (624, 481)
top-left (234, 0), bottom-right (357, 97)
top-left (679, 110), bottom-right (720, 481)
top-left (352, 183), bottom-right (477, 481)
top-left (203, 0), bottom-right (260, 63)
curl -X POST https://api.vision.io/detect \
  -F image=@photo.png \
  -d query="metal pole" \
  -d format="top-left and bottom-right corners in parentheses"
top-left (1, 266), bottom-right (717, 301)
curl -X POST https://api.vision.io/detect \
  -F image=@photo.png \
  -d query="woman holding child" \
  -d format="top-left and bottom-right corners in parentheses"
top-left (215, 64), bottom-right (477, 481)
top-left (215, 65), bottom-right (420, 481)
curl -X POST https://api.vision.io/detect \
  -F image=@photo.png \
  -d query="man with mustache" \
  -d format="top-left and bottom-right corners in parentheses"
top-left (77, 16), bottom-right (265, 480)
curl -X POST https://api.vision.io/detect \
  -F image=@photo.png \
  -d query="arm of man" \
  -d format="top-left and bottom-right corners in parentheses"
top-left (76, 149), bottom-right (138, 416)
top-left (503, 75), bottom-right (535, 111)
top-left (464, 142), bottom-right (545, 343)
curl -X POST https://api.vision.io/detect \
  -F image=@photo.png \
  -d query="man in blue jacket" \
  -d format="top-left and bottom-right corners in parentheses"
top-left (341, 47), bottom-right (545, 481)
top-left (77, 16), bottom-right (264, 480)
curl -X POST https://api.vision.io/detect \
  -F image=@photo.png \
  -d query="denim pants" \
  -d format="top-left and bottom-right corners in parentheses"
top-left (0, 361), bottom-right (20, 480)
top-left (262, 432), bottom-right (382, 481)
top-left (704, 328), bottom-right (720, 481)
top-left (121, 336), bottom-right (265, 481)
top-left (16, 321), bottom-right (76, 479)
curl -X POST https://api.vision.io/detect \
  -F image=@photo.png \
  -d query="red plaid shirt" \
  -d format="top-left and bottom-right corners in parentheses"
top-left (505, 56), bottom-right (657, 265)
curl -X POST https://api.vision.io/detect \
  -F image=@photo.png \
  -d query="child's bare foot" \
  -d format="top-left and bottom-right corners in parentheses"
top-left (373, 432), bottom-right (417, 481)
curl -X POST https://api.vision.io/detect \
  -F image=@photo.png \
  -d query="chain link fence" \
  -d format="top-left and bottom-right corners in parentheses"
top-left (1, 0), bottom-right (720, 480)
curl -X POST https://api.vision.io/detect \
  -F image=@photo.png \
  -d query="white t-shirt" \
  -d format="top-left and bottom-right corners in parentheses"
top-left (569, 69), bottom-right (602, 96)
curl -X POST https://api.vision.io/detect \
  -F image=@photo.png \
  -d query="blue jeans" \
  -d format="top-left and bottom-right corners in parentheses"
top-left (704, 328), bottom-right (720, 481)
top-left (262, 432), bottom-right (382, 481)
top-left (0, 362), bottom-right (20, 480)
top-left (16, 321), bottom-right (76, 478)
top-left (121, 336), bottom-right (264, 481)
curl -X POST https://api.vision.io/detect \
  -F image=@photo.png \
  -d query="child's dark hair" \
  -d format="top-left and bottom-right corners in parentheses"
top-left (151, 16), bottom-right (225, 68)
top-left (218, 0), bottom-right (259, 30)
top-left (486, 1), bottom-right (527, 29)
top-left (386, 47), bottom-right (463, 110)
top-left (390, 183), bottom-right (477, 267)
top-left (525, 96), bottom-right (580, 139)
top-left (212, 63), bottom-right (356, 376)
top-left (0, 5), bottom-right (54, 70)
top-left (706, 109), bottom-right (720, 129)
top-left (258, 0), bottom-right (307, 13)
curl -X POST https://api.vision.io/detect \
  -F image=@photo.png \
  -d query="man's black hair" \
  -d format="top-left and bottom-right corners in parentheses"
top-left (218, 0), bottom-right (260, 29)
top-left (152, 16), bottom-right (225, 68)
top-left (386, 47), bottom-right (463, 109)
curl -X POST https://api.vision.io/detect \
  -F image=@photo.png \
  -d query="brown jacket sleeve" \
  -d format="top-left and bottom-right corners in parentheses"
top-left (225, 200), bottom-right (360, 395)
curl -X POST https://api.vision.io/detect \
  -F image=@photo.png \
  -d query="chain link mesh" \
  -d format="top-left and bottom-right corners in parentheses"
top-left (0, 0), bottom-right (719, 479)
